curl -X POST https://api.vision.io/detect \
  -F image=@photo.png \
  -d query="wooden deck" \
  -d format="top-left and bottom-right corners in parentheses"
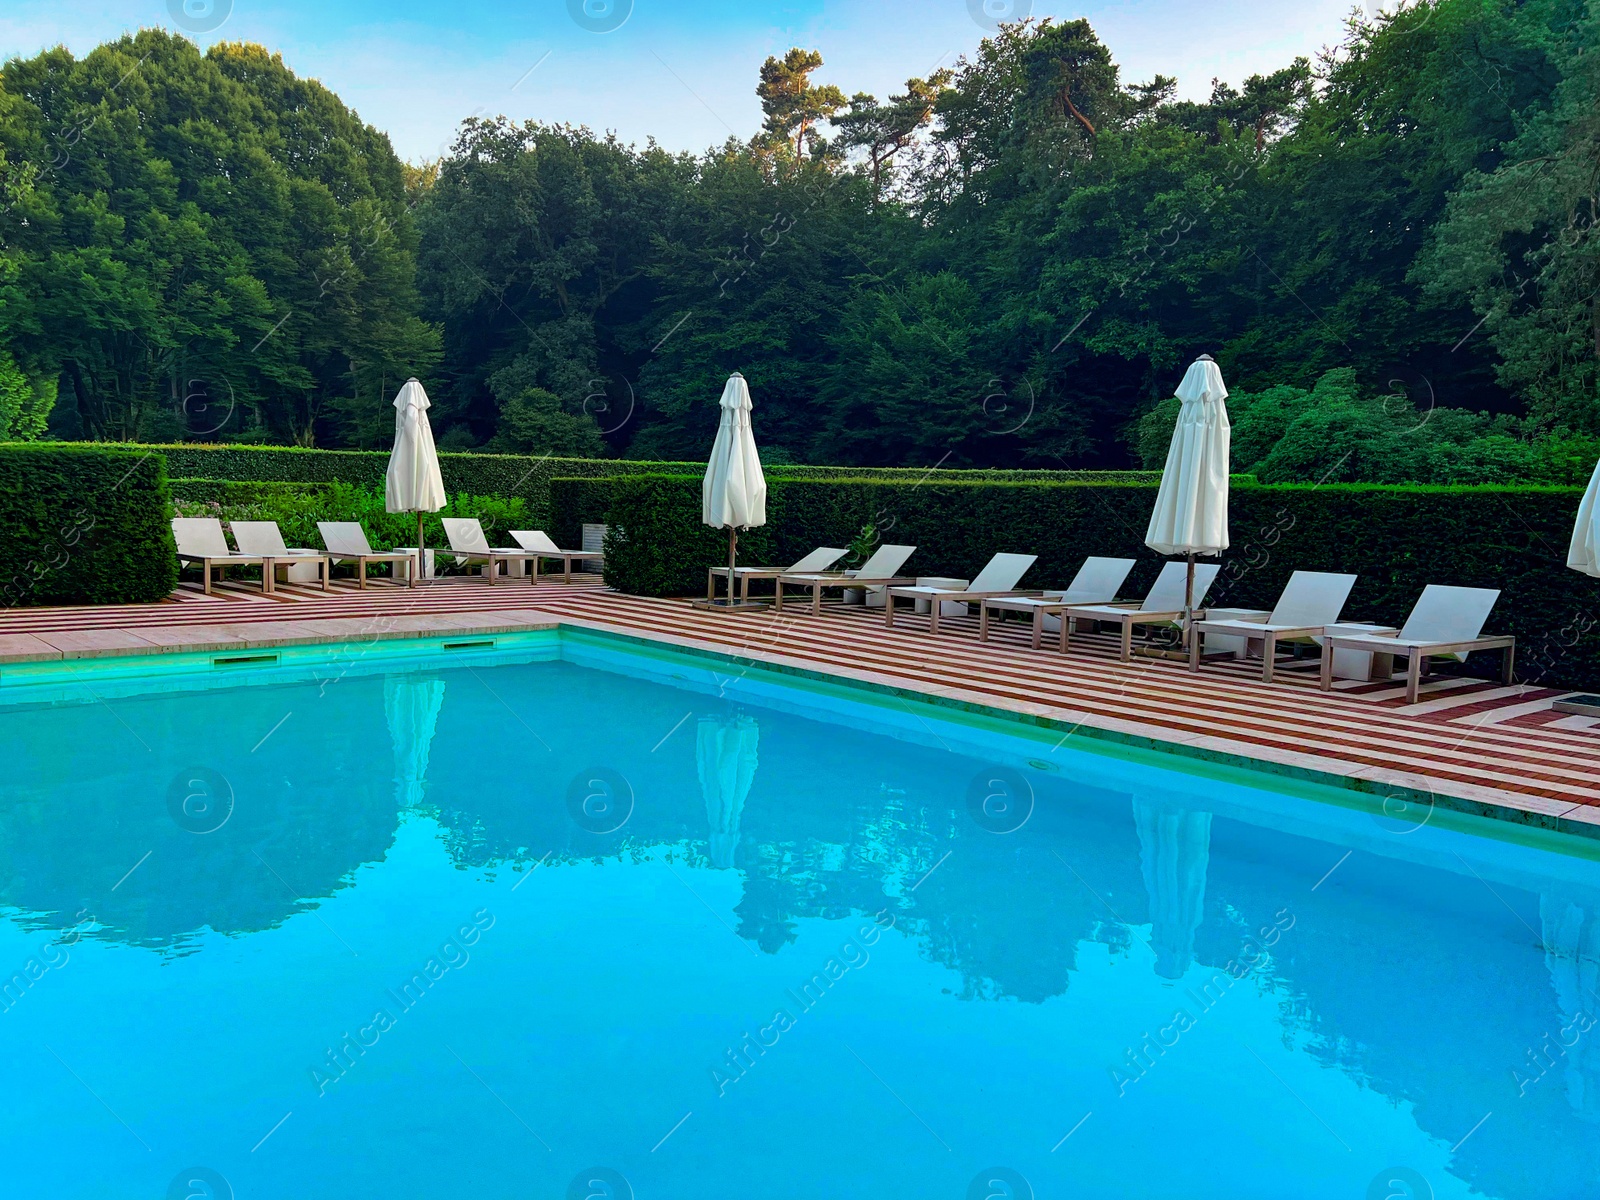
top-left (2, 574), bottom-right (1598, 831)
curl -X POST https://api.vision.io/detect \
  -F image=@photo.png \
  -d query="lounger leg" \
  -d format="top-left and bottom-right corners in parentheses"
top-left (979, 604), bottom-right (990, 642)
top-left (930, 601), bottom-right (941, 636)
top-left (203, 562), bottom-right (213, 596)
top-left (1261, 633), bottom-right (1276, 685)
top-left (813, 583), bottom-right (822, 617)
top-left (1032, 611), bottom-right (1043, 651)
top-left (1120, 620), bottom-right (1133, 663)
top-left (886, 594), bottom-right (896, 628)
top-left (774, 582), bottom-right (784, 612)
top-left (1320, 642), bottom-right (1335, 691)
top-left (322, 559), bottom-right (331, 591)
top-left (565, 556), bottom-right (572, 584)
top-left (1059, 615), bottom-right (1070, 654)
top-left (1502, 642), bottom-right (1516, 685)
top-left (1406, 654), bottom-right (1422, 705)
top-left (359, 558), bottom-right (368, 589)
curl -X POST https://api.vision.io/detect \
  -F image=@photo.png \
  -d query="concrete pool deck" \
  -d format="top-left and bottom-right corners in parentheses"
top-left (2, 574), bottom-right (1597, 837)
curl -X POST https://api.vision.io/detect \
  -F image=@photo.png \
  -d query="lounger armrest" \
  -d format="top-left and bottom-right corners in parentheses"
top-left (954, 588), bottom-right (1044, 600)
top-left (177, 551), bottom-right (272, 565)
top-left (1328, 633), bottom-right (1512, 655)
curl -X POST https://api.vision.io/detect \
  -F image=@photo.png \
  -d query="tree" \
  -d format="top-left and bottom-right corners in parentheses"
top-left (0, 30), bottom-right (438, 445)
top-left (487, 386), bottom-right (604, 456)
top-left (1416, 0), bottom-right (1600, 432)
top-left (834, 71), bottom-right (953, 203)
top-left (757, 49), bottom-right (847, 160)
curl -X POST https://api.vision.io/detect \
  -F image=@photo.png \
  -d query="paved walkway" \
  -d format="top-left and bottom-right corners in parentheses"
top-left (2, 575), bottom-right (1597, 831)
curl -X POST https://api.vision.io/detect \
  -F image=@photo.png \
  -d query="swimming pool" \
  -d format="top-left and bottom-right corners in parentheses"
top-left (0, 629), bottom-right (1595, 1199)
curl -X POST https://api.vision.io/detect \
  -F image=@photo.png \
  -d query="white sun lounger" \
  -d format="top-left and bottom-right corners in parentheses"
top-left (775, 544), bottom-right (917, 616)
top-left (707, 546), bottom-right (849, 603)
top-left (171, 517), bottom-right (278, 595)
top-left (885, 552), bottom-right (1039, 634)
top-left (978, 556), bottom-right (1139, 648)
top-left (441, 518), bottom-right (544, 585)
top-left (1188, 570), bottom-right (1358, 683)
top-left (1319, 584), bottom-right (1514, 705)
top-left (229, 521), bottom-right (331, 591)
top-left (1057, 560), bottom-right (1222, 661)
top-left (509, 530), bottom-right (606, 583)
top-left (317, 522), bottom-right (418, 588)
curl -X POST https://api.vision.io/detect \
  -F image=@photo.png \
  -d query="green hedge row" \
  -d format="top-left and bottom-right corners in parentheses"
top-left (169, 477), bottom-right (338, 505)
top-left (0, 444), bottom-right (177, 606)
top-left (558, 473), bottom-right (1600, 688)
top-left (126, 442), bottom-right (1167, 528)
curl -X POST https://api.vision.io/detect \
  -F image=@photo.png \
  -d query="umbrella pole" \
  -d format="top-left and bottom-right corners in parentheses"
top-left (727, 526), bottom-right (738, 604)
top-left (1184, 552), bottom-right (1195, 649)
top-left (416, 510), bottom-right (425, 588)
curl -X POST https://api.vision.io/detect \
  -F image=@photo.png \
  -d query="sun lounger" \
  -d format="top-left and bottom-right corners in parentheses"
top-left (1319, 584), bottom-right (1514, 705)
top-left (1188, 570), bottom-right (1357, 683)
top-left (317, 522), bottom-right (418, 588)
top-left (508, 530), bottom-right (606, 583)
top-left (707, 546), bottom-right (849, 603)
top-left (441, 518), bottom-right (543, 585)
top-left (1056, 560), bottom-right (1222, 661)
top-left (171, 517), bottom-right (278, 595)
top-left (775, 544), bottom-right (917, 616)
top-left (885, 553), bottom-right (1039, 634)
top-left (978, 557), bottom-right (1139, 648)
top-left (230, 521), bottom-right (331, 591)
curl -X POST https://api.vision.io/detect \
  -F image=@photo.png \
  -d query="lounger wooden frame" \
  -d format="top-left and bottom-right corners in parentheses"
top-left (1320, 632), bottom-right (1516, 705)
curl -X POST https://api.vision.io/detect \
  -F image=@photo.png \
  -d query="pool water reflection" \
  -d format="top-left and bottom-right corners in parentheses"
top-left (0, 640), bottom-right (1595, 1198)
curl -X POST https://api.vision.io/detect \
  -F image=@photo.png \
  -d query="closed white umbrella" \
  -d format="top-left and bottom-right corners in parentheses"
top-left (1145, 355), bottom-right (1231, 635)
top-left (385, 377), bottom-right (447, 581)
top-left (1567, 457), bottom-right (1600, 577)
top-left (700, 372), bottom-right (767, 608)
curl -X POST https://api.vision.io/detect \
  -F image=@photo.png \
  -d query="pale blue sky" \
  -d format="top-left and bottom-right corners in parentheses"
top-left (2, 1), bottom-right (1363, 161)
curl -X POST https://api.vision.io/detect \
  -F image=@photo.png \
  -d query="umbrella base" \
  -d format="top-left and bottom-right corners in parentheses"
top-left (1133, 647), bottom-right (1190, 662)
top-left (691, 598), bottom-right (769, 613)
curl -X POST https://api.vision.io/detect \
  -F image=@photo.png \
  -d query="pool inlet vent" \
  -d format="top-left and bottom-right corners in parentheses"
top-left (442, 639), bottom-right (496, 651)
top-left (212, 652), bottom-right (279, 668)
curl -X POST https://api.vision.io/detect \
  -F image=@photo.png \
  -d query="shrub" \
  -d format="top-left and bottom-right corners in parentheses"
top-left (563, 473), bottom-right (1600, 688)
top-left (0, 443), bottom-right (176, 606)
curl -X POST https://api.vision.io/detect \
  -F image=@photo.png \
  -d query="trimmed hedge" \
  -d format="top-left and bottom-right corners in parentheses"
top-left (561, 473), bottom-right (1600, 689)
top-left (125, 442), bottom-right (1169, 529)
top-left (169, 477), bottom-right (338, 505)
top-left (0, 443), bottom-right (177, 606)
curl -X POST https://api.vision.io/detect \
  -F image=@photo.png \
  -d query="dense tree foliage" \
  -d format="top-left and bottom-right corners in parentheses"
top-left (0, 29), bottom-right (436, 446)
top-left (6, 3), bottom-right (1600, 483)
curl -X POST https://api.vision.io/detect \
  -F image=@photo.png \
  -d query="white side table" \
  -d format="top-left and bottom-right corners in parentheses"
top-left (394, 547), bottom-right (436, 581)
top-left (1325, 622), bottom-right (1399, 681)
top-left (915, 577), bottom-right (970, 617)
top-left (1198, 608), bottom-right (1273, 657)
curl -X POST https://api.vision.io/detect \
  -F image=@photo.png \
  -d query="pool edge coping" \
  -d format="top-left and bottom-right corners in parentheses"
top-left (3, 607), bottom-right (1595, 846)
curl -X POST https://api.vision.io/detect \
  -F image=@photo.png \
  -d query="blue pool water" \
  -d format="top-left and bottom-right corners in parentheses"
top-left (1, 631), bottom-right (1597, 1199)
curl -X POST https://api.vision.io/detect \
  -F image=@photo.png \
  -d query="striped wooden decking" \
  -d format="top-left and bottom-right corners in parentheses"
top-left (3, 574), bottom-right (1598, 828)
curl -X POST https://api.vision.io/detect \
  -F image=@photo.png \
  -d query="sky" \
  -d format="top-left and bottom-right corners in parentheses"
top-left (1, 0), bottom-right (1369, 162)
